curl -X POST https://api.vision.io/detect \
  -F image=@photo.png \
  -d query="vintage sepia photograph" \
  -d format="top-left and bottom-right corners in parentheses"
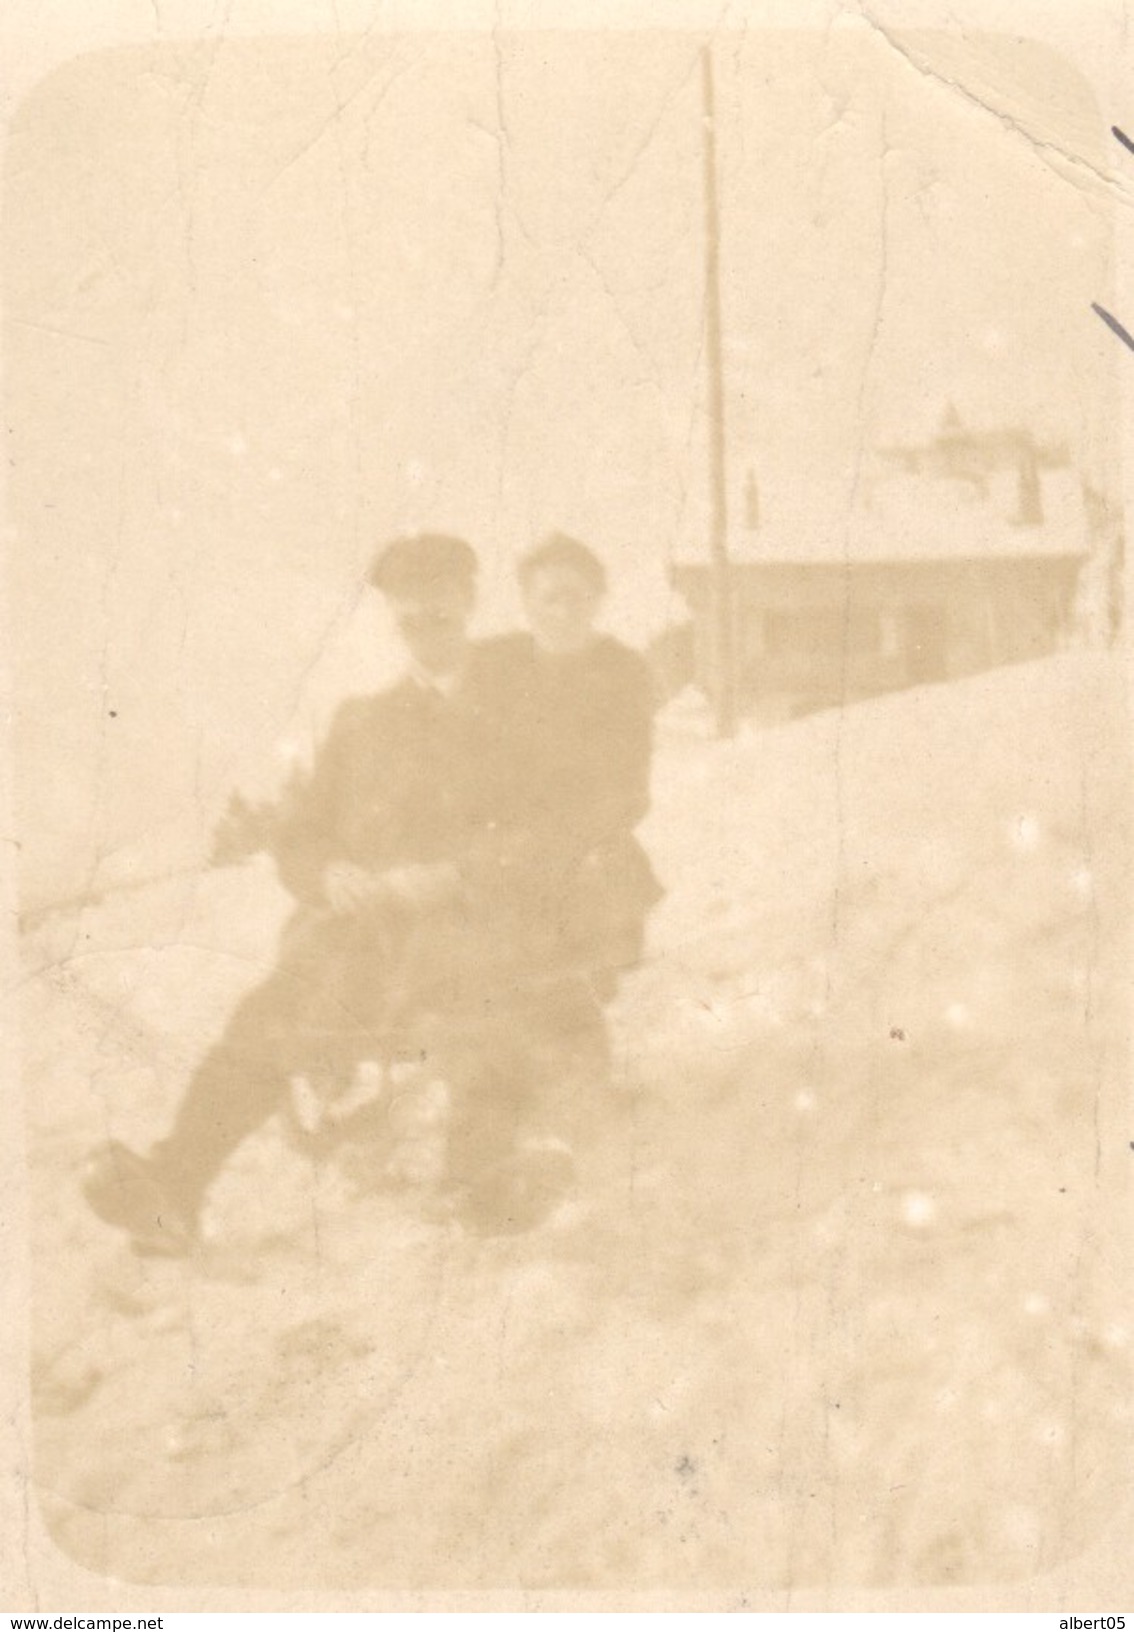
top-left (3, 1), bottom-right (1132, 1607)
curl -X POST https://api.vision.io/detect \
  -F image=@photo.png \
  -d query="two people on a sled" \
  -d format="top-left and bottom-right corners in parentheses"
top-left (84, 531), bottom-right (661, 1249)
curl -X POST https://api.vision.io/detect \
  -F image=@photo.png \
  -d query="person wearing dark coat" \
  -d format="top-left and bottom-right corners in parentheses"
top-left (469, 532), bottom-right (663, 996)
top-left (83, 532), bottom-right (665, 1247)
top-left (433, 535), bottom-right (664, 1225)
top-left (82, 534), bottom-right (490, 1252)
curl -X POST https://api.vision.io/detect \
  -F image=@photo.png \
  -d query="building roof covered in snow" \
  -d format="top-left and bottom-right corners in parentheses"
top-left (672, 420), bottom-right (1091, 569)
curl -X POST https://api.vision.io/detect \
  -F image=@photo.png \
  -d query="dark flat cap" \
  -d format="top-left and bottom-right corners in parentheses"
top-left (368, 533), bottom-right (478, 594)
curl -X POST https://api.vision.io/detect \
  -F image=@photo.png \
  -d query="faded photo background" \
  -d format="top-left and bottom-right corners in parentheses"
top-left (6, 19), bottom-right (1133, 1597)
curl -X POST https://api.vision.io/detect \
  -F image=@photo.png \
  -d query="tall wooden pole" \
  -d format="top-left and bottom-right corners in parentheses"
top-left (701, 43), bottom-right (737, 738)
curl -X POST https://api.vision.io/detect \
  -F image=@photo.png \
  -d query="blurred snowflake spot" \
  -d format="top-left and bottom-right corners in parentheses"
top-left (943, 1002), bottom-right (971, 1029)
top-left (1011, 813), bottom-right (1041, 851)
top-left (901, 1191), bottom-right (937, 1228)
top-left (1069, 864), bottom-right (1094, 899)
top-left (1022, 1293), bottom-right (1050, 1317)
top-left (793, 1089), bottom-right (817, 1115)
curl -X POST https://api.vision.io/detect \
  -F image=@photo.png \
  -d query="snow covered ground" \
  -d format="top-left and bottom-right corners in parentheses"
top-left (22, 652), bottom-right (1133, 1596)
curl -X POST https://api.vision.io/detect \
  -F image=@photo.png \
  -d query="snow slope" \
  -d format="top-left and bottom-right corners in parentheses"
top-left (23, 652), bottom-right (1132, 1597)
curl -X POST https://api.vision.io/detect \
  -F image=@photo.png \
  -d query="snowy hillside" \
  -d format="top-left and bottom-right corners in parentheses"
top-left (23, 651), bottom-right (1132, 1596)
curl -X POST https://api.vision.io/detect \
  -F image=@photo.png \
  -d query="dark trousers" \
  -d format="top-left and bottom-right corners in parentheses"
top-left (151, 908), bottom-right (402, 1218)
top-left (152, 896), bottom-right (621, 1222)
top-left (440, 980), bottom-right (610, 1180)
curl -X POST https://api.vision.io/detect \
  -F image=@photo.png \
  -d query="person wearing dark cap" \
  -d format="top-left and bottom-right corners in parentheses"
top-left (83, 533), bottom-right (489, 1254)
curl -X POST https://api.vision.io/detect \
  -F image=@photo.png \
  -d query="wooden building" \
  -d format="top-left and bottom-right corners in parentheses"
top-left (670, 422), bottom-right (1097, 724)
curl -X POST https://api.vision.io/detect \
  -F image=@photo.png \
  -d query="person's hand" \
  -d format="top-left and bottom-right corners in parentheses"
top-left (210, 792), bottom-right (275, 866)
top-left (380, 862), bottom-right (460, 911)
top-left (322, 861), bottom-right (390, 914)
top-left (323, 860), bottom-right (459, 914)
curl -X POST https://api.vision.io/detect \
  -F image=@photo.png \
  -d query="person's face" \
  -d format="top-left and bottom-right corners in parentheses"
top-left (522, 564), bottom-right (602, 655)
top-left (385, 579), bottom-right (473, 674)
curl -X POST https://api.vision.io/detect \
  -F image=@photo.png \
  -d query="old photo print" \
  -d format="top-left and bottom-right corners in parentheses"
top-left (2, 0), bottom-right (1131, 1609)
